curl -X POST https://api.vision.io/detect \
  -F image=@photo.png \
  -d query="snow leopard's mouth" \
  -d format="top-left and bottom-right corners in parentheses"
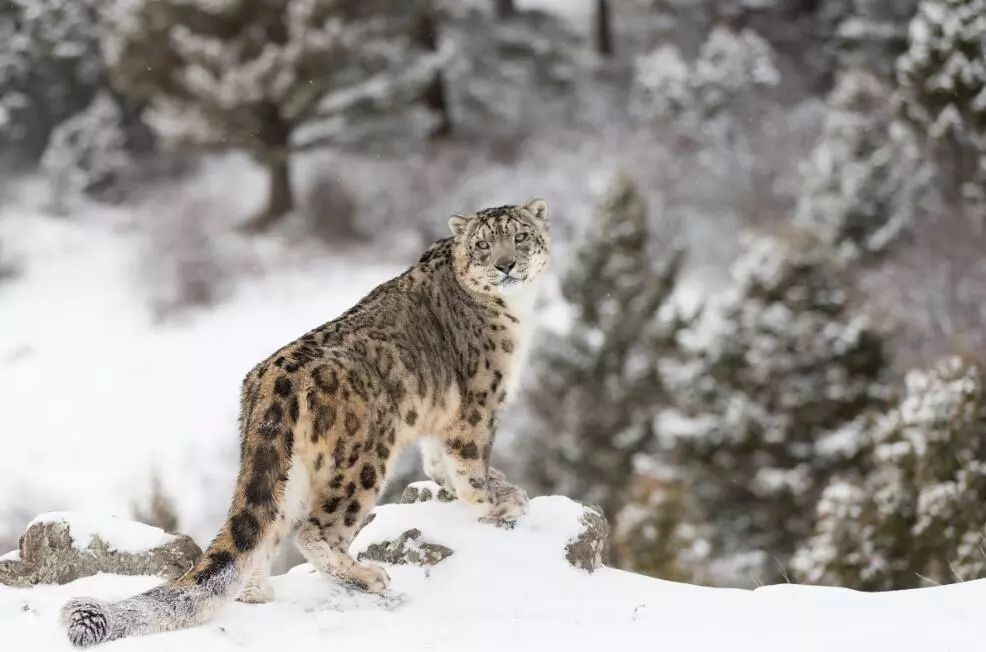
top-left (496, 275), bottom-right (523, 288)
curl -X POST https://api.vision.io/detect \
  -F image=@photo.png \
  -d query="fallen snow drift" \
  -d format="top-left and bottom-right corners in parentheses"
top-left (1, 496), bottom-right (985, 651)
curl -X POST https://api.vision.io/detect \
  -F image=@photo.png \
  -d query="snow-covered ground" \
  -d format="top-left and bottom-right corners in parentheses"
top-left (1, 495), bottom-right (984, 651)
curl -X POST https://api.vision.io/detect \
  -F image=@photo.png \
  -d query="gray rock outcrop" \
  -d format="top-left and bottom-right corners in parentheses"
top-left (0, 516), bottom-right (201, 588)
top-left (358, 528), bottom-right (454, 567)
top-left (565, 504), bottom-right (610, 573)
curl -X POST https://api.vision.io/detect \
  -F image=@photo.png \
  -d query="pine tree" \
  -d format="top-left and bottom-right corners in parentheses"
top-left (438, 4), bottom-right (585, 137)
top-left (595, 0), bottom-right (614, 57)
top-left (896, 0), bottom-right (986, 199)
top-left (794, 357), bottom-right (986, 589)
top-left (413, 3), bottom-right (451, 139)
top-left (0, 4), bottom-right (24, 143)
top-left (495, 0), bottom-right (516, 19)
top-left (613, 460), bottom-right (699, 583)
top-left (630, 44), bottom-right (692, 124)
top-left (103, 0), bottom-right (436, 231)
top-left (0, 0), bottom-right (108, 160)
top-left (522, 173), bottom-right (687, 521)
top-left (655, 233), bottom-right (892, 585)
top-left (631, 26), bottom-right (780, 129)
top-left (691, 25), bottom-right (781, 118)
top-left (796, 68), bottom-right (928, 262)
top-left (823, 0), bottom-right (921, 74)
top-left (41, 92), bottom-right (131, 210)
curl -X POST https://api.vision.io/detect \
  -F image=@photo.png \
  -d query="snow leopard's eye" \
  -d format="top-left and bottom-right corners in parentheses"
top-left (514, 232), bottom-right (529, 244)
top-left (476, 241), bottom-right (491, 250)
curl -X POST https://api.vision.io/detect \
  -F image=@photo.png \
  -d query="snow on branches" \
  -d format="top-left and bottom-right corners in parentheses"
top-left (631, 26), bottom-right (780, 127)
top-left (796, 68), bottom-right (929, 262)
top-left (649, 233), bottom-right (892, 585)
top-left (794, 357), bottom-right (986, 589)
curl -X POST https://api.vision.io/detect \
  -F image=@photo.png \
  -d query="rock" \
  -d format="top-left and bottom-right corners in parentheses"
top-left (0, 514), bottom-right (201, 588)
top-left (358, 528), bottom-right (454, 566)
top-left (400, 481), bottom-right (456, 504)
top-left (564, 504), bottom-right (610, 573)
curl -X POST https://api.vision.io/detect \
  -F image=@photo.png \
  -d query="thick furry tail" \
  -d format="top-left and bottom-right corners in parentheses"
top-left (61, 368), bottom-right (297, 646)
top-left (60, 544), bottom-right (250, 647)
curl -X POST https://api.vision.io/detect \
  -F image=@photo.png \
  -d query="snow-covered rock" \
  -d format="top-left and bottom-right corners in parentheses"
top-left (563, 503), bottom-right (609, 573)
top-left (358, 529), bottom-right (454, 567)
top-left (0, 513), bottom-right (200, 588)
top-left (398, 481), bottom-right (456, 504)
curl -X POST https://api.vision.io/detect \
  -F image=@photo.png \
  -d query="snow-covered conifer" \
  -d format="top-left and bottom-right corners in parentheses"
top-left (523, 173), bottom-right (687, 520)
top-left (41, 93), bottom-right (130, 209)
top-left (437, 4), bottom-right (586, 136)
top-left (0, 0), bottom-right (107, 158)
top-left (631, 26), bottom-right (780, 127)
top-left (796, 68), bottom-right (928, 262)
top-left (655, 233), bottom-right (891, 585)
top-left (103, 0), bottom-right (437, 230)
top-left (630, 46), bottom-right (692, 124)
top-left (691, 26), bottom-right (781, 117)
top-left (613, 457), bottom-right (700, 582)
top-left (794, 357), bottom-right (986, 589)
top-left (823, 0), bottom-right (921, 73)
top-left (896, 0), bottom-right (986, 198)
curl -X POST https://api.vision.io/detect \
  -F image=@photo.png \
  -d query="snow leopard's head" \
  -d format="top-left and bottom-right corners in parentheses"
top-left (449, 199), bottom-right (550, 297)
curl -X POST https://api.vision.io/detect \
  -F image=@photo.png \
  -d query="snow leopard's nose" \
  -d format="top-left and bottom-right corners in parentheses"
top-left (494, 256), bottom-right (516, 274)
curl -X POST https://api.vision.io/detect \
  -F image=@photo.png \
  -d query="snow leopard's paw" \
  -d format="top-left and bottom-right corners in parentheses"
top-left (482, 477), bottom-right (529, 525)
top-left (237, 578), bottom-right (275, 604)
top-left (343, 562), bottom-right (391, 594)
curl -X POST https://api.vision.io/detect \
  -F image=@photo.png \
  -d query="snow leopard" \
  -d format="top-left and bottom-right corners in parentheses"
top-left (60, 199), bottom-right (550, 646)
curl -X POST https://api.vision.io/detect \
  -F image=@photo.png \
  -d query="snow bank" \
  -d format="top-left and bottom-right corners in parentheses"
top-left (1, 496), bottom-right (985, 651)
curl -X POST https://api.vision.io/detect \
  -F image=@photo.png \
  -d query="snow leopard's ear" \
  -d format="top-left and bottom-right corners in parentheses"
top-left (448, 213), bottom-right (473, 237)
top-left (525, 198), bottom-right (549, 224)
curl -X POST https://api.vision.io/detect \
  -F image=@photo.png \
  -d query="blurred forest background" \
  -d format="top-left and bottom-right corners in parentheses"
top-left (1, 0), bottom-right (985, 591)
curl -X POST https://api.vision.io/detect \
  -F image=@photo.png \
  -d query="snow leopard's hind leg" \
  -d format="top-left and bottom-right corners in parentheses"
top-left (294, 392), bottom-right (395, 593)
top-left (237, 511), bottom-right (298, 604)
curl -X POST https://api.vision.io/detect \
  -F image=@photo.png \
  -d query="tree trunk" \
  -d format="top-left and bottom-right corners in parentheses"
top-left (495, 0), bottom-right (515, 19)
top-left (242, 157), bottom-right (294, 233)
top-left (596, 0), bottom-right (613, 57)
top-left (415, 10), bottom-right (452, 138)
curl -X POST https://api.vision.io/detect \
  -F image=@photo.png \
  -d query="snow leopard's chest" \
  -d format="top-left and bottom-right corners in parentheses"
top-left (493, 285), bottom-right (538, 403)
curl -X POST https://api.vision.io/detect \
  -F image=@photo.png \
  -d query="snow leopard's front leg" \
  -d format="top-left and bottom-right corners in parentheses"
top-left (422, 437), bottom-right (528, 520)
top-left (440, 413), bottom-right (529, 522)
top-left (420, 437), bottom-right (454, 493)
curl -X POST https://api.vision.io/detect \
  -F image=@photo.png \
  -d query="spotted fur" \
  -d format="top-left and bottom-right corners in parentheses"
top-left (60, 199), bottom-right (550, 646)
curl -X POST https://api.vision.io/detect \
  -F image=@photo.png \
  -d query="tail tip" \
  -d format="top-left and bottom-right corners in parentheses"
top-left (61, 598), bottom-right (112, 648)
